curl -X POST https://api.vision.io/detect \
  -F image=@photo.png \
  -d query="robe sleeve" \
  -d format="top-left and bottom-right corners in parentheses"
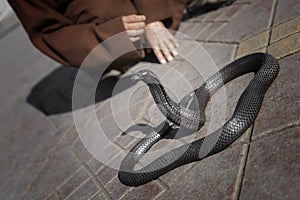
top-left (132, 0), bottom-right (174, 25)
top-left (8, 0), bottom-right (144, 68)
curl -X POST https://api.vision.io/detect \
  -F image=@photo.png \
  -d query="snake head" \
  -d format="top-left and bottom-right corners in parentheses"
top-left (131, 70), bottom-right (159, 84)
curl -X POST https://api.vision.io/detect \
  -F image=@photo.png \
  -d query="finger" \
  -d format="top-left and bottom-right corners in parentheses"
top-left (153, 48), bottom-right (167, 64)
top-left (162, 49), bottom-right (173, 62)
top-left (124, 22), bottom-right (146, 30)
top-left (158, 40), bottom-right (173, 62)
top-left (122, 15), bottom-right (146, 23)
top-left (127, 29), bottom-right (144, 37)
top-left (164, 38), bottom-right (178, 57)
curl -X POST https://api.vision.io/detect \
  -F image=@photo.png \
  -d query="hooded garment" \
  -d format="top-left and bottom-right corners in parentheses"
top-left (8, 0), bottom-right (187, 69)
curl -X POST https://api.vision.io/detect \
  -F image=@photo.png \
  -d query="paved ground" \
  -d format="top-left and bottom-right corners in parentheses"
top-left (1, 0), bottom-right (300, 199)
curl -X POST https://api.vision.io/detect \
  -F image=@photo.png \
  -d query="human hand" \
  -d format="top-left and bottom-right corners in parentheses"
top-left (144, 21), bottom-right (178, 64)
top-left (122, 15), bottom-right (146, 42)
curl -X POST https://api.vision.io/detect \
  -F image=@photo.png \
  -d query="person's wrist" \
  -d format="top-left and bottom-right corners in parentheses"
top-left (146, 21), bottom-right (163, 28)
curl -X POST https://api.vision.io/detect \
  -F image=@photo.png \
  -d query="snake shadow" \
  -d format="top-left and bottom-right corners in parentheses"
top-left (122, 123), bottom-right (196, 140)
top-left (27, 66), bottom-right (136, 115)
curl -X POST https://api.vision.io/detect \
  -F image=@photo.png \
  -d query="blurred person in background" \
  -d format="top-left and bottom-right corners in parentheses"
top-left (8, 0), bottom-right (187, 71)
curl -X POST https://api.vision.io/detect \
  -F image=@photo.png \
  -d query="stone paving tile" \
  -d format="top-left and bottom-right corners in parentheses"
top-left (197, 6), bottom-right (229, 22)
top-left (56, 167), bottom-right (91, 199)
top-left (121, 181), bottom-right (164, 200)
top-left (157, 144), bottom-right (245, 200)
top-left (268, 32), bottom-right (300, 59)
top-left (75, 120), bottom-right (122, 170)
top-left (1, 115), bottom-right (51, 164)
top-left (87, 157), bottom-right (105, 174)
top-left (19, 136), bottom-right (63, 168)
top-left (164, 59), bottom-right (205, 84)
top-left (49, 112), bottom-right (76, 131)
top-left (177, 22), bottom-right (210, 39)
top-left (0, 160), bottom-right (46, 200)
top-left (113, 129), bottom-right (140, 150)
top-left (196, 22), bottom-right (227, 41)
top-left (141, 103), bottom-right (166, 128)
top-left (216, 4), bottom-right (245, 21)
top-left (155, 61), bottom-right (205, 100)
top-left (92, 192), bottom-right (107, 200)
top-left (273, 0), bottom-right (300, 25)
top-left (176, 21), bottom-right (192, 33)
top-left (0, 90), bottom-right (27, 126)
top-left (240, 127), bottom-right (300, 200)
top-left (211, 0), bottom-right (274, 42)
top-left (95, 75), bottom-right (156, 122)
top-left (66, 178), bottom-right (100, 200)
top-left (271, 16), bottom-right (300, 43)
top-left (106, 177), bottom-right (131, 200)
top-left (56, 125), bottom-right (79, 150)
top-left (73, 107), bottom-right (95, 129)
top-left (96, 144), bottom-right (120, 165)
top-left (96, 100), bottom-right (153, 149)
top-left (96, 76), bottom-right (148, 111)
top-left (159, 162), bottom-right (195, 187)
top-left (116, 100), bottom-right (153, 131)
top-left (21, 149), bottom-right (82, 199)
top-left (96, 113), bottom-right (124, 142)
top-left (253, 52), bottom-right (300, 137)
top-left (72, 137), bottom-right (93, 163)
top-left (117, 82), bottom-right (151, 105)
top-left (169, 39), bottom-right (230, 84)
top-left (46, 193), bottom-right (60, 200)
top-left (203, 42), bottom-right (237, 67)
top-left (96, 100), bottom-right (115, 122)
top-left (1, 112), bottom-right (59, 186)
top-left (237, 46), bottom-right (267, 59)
top-left (96, 165), bottom-right (118, 187)
top-left (237, 31), bottom-right (269, 58)
top-left (0, 87), bottom-right (56, 147)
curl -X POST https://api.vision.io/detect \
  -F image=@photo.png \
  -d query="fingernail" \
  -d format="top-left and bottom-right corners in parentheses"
top-left (167, 56), bottom-right (173, 62)
top-left (173, 50), bottom-right (178, 56)
top-left (161, 59), bottom-right (166, 64)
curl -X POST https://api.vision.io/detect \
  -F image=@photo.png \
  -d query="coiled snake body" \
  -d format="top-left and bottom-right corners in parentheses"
top-left (118, 53), bottom-right (279, 186)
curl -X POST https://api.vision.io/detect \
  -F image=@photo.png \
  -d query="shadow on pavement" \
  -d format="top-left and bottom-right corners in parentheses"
top-left (122, 123), bottom-right (196, 140)
top-left (27, 66), bottom-right (136, 115)
top-left (182, 0), bottom-right (236, 21)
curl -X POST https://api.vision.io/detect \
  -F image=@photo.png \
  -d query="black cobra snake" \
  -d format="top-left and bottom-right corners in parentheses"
top-left (118, 53), bottom-right (279, 186)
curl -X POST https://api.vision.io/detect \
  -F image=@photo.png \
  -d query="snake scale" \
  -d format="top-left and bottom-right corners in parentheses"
top-left (118, 53), bottom-right (279, 186)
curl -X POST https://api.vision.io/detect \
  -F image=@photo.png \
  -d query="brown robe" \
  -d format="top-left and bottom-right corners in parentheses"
top-left (8, 0), bottom-right (187, 69)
